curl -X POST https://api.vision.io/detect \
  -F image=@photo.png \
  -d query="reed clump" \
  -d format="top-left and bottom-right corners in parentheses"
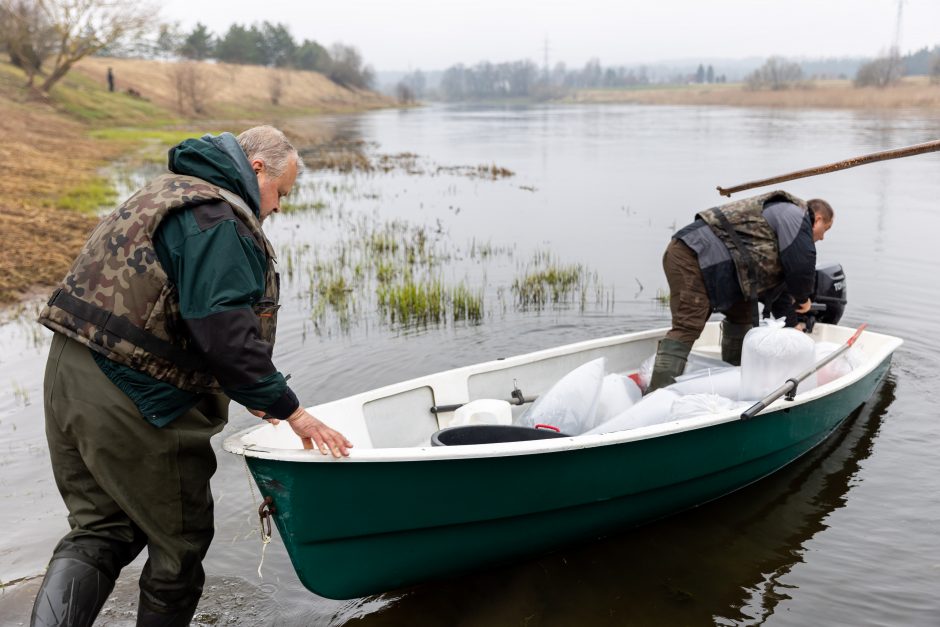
top-left (512, 250), bottom-right (611, 311)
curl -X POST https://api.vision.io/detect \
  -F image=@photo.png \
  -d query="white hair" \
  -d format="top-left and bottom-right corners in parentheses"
top-left (236, 125), bottom-right (304, 177)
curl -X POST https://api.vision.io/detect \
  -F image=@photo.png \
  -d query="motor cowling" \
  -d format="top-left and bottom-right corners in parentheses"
top-left (813, 263), bottom-right (846, 324)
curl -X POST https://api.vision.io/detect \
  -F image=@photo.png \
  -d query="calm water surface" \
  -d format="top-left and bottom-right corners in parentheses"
top-left (1, 104), bottom-right (939, 626)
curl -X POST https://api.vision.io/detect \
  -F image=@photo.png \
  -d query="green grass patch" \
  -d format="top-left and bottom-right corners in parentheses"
top-left (378, 277), bottom-right (445, 326)
top-left (51, 71), bottom-right (178, 127)
top-left (511, 250), bottom-right (612, 311)
top-left (52, 176), bottom-right (117, 214)
top-left (451, 284), bottom-right (484, 323)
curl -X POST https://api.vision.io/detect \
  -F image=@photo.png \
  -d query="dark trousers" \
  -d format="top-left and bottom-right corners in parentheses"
top-left (662, 239), bottom-right (753, 345)
top-left (43, 333), bottom-right (228, 613)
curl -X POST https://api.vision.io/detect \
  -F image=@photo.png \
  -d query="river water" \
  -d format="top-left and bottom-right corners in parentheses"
top-left (2, 103), bottom-right (939, 626)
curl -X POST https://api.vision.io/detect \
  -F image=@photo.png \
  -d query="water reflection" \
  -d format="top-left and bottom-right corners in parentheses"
top-left (351, 376), bottom-right (896, 626)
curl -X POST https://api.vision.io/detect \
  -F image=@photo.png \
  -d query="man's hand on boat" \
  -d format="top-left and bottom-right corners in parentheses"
top-left (248, 408), bottom-right (353, 457)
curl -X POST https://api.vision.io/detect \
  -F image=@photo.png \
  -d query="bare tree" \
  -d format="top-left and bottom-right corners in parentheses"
top-left (745, 56), bottom-right (803, 90)
top-left (394, 82), bottom-right (415, 104)
top-left (931, 54), bottom-right (940, 84)
top-left (268, 69), bottom-right (290, 105)
top-left (0, 0), bottom-right (57, 87)
top-left (855, 54), bottom-right (904, 88)
top-left (168, 61), bottom-right (213, 114)
top-left (27, 0), bottom-right (155, 93)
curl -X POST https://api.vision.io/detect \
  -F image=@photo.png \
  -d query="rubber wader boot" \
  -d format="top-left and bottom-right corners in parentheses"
top-left (136, 596), bottom-right (199, 627)
top-left (721, 321), bottom-right (752, 366)
top-left (30, 557), bottom-right (115, 627)
top-left (647, 338), bottom-right (692, 393)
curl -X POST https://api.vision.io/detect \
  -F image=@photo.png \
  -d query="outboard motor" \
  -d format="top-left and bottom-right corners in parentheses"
top-left (800, 263), bottom-right (847, 332)
top-left (812, 263), bottom-right (847, 324)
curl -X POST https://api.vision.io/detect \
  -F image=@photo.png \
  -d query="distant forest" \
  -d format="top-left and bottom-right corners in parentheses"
top-left (389, 46), bottom-right (940, 102)
top-left (109, 21), bottom-right (374, 89)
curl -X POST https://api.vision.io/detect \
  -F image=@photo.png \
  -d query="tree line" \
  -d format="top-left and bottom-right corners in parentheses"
top-left (148, 21), bottom-right (373, 90)
top-left (0, 0), bottom-right (373, 94)
top-left (400, 46), bottom-right (940, 102)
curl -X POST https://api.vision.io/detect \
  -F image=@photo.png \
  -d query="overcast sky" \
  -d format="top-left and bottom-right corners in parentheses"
top-left (159, 0), bottom-right (940, 71)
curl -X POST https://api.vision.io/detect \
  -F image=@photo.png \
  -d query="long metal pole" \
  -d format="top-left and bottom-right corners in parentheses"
top-left (717, 139), bottom-right (940, 197)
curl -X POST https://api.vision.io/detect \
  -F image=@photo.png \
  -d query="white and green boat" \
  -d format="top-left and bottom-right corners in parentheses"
top-left (223, 321), bottom-right (901, 600)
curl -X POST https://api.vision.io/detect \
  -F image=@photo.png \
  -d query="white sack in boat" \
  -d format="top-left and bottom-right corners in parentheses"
top-left (670, 393), bottom-right (742, 421)
top-left (637, 351), bottom-right (731, 392)
top-left (814, 341), bottom-right (865, 386)
top-left (518, 357), bottom-right (606, 434)
top-left (669, 366), bottom-right (741, 399)
top-left (583, 389), bottom-right (680, 435)
top-left (591, 373), bottom-right (643, 429)
top-left (740, 320), bottom-right (817, 401)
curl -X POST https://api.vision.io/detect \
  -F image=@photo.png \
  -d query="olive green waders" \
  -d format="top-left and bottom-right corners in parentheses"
top-left (647, 240), bottom-right (754, 392)
top-left (33, 334), bottom-right (228, 626)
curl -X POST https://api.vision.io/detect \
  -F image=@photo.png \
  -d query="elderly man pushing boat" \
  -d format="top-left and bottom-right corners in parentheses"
top-left (646, 190), bottom-right (833, 392)
top-left (31, 126), bottom-right (351, 626)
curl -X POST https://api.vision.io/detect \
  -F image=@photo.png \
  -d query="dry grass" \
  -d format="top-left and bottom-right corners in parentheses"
top-left (0, 64), bottom-right (122, 301)
top-left (0, 57), bottom-right (394, 304)
top-left (74, 57), bottom-right (392, 118)
top-left (570, 77), bottom-right (940, 109)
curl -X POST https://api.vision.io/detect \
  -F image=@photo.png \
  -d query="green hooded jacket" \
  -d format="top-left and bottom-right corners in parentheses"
top-left (90, 133), bottom-right (298, 426)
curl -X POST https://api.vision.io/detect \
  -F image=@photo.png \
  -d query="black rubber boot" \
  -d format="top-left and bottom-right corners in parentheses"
top-left (721, 320), bottom-right (752, 366)
top-left (30, 557), bottom-right (115, 627)
top-left (136, 598), bottom-right (199, 627)
top-left (647, 338), bottom-right (692, 393)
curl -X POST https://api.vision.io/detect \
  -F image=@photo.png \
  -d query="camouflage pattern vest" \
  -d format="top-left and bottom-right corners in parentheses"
top-left (696, 190), bottom-right (806, 302)
top-left (38, 174), bottom-right (279, 393)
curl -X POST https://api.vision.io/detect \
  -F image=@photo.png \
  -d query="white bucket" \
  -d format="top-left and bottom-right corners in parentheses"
top-left (452, 399), bottom-right (513, 426)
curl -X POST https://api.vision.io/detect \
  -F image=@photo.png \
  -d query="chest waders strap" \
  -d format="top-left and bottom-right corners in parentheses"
top-left (712, 208), bottom-right (760, 327)
top-left (48, 289), bottom-right (208, 371)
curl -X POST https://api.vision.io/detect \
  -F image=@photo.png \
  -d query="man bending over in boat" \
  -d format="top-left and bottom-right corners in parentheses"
top-left (32, 126), bottom-right (352, 626)
top-left (646, 191), bottom-right (834, 392)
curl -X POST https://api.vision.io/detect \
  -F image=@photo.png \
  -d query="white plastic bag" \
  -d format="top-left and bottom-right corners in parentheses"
top-left (814, 341), bottom-right (865, 386)
top-left (583, 389), bottom-right (680, 435)
top-left (739, 319), bottom-right (817, 401)
top-left (518, 358), bottom-right (606, 434)
top-left (591, 373), bottom-right (643, 430)
top-left (669, 366), bottom-right (741, 399)
top-left (685, 353), bottom-right (732, 374)
top-left (670, 393), bottom-right (743, 421)
top-left (637, 352), bottom-right (656, 392)
top-left (637, 351), bottom-right (731, 392)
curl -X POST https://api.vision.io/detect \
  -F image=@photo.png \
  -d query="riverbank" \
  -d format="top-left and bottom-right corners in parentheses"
top-left (0, 57), bottom-right (393, 304)
top-left (568, 77), bottom-right (940, 109)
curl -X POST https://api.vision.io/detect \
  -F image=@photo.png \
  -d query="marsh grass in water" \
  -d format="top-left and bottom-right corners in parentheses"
top-left (512, 250), bottom-right (612, 311)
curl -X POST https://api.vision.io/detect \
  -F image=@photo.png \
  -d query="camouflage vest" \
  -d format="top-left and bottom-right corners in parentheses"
top-left (696, 190), bottom-right (806, 301)
top-left (38, 174), bottom-right (280, 393)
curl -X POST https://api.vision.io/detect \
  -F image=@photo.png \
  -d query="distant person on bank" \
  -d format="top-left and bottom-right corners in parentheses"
top-left (107, 67), bottom-right (114, 92)
top-left (31, 126), bottom-right (352, 627)
top-left (646, 191), bottom-right (834, 392)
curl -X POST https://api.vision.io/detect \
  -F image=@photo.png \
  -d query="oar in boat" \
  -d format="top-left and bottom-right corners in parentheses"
top-left (740, 324), bottom-right (867, 420)
top-left (717, 139), bottom-right (940, 197)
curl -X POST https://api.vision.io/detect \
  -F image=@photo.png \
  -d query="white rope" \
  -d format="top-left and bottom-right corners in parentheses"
top-left (257, 534), bottom-right (271, 578)
top-left (243, 454), bottom-right (273, 578)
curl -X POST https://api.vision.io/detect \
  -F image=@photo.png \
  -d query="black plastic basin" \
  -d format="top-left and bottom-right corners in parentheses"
top-left (431, 424), bottom-right (570, 446)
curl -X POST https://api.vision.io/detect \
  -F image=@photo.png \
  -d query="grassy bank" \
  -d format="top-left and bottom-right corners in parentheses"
top-left (0, 57), bottom-right (393, 303)
top-left (568, 77), bottom-right (940, 109)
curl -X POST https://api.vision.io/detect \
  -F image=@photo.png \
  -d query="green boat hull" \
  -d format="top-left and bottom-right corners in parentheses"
top-left (247, 358), bottom-right (891, 599)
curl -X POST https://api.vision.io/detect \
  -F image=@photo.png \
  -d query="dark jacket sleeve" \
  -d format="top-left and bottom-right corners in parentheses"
top-left (155, 203), bottom-right (300, 419)
top-left (764, 202), bottom-right (817, 305)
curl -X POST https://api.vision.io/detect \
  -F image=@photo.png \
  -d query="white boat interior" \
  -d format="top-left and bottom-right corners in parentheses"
top-left (223, 322), bottom-right (902, 462)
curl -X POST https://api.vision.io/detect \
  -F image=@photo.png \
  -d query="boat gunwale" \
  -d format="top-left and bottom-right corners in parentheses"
top-left (223, 323), bottom-right (902, 463)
